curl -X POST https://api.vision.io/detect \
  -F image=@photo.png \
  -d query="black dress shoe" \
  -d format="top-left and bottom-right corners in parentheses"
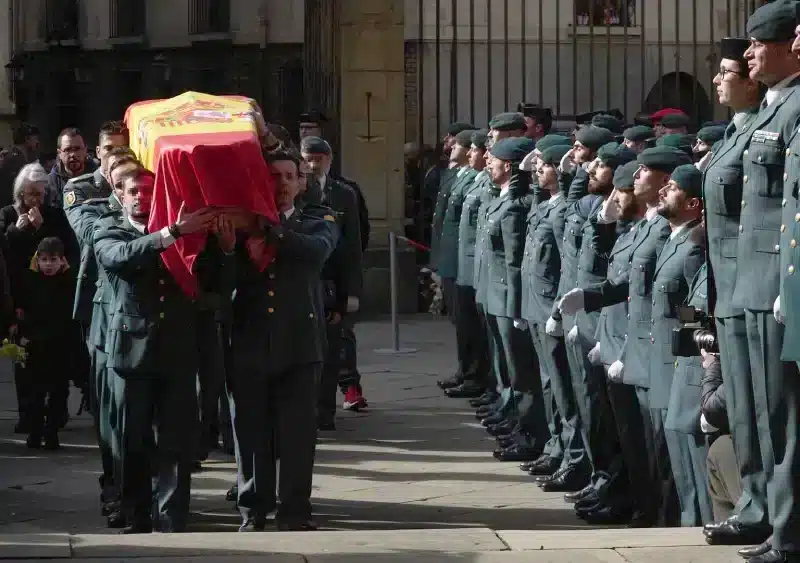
top-left (239, 518), bottom-right (266, 532)
top-left (446, 383), bottom-right (485, 398)
top-left (102, 500), bottom-right (121, 516)
top-left (470, 392), bottom-right (497, 408)
top-left (276, 518), bottom-right (319, 531)
top-left (486, 420), bottom-right (516, 437)
top-left (564, 484), bottom-right (595, 503)
top-left (627, 511), bottom-right (656, 528)
top-left (739, 539), bottom-right (773, 560)
top-left (437, 374), bottom-right (463, 390)
top-left (107, 510), bottom-right (128, 529)
top-left (481, 412), bottom-right (506, 427)
top-left (493, 444), bottom-right (542, 462)
top-left (121, 523), bottom-right (152, 534)
top-left (747, 549), bottom-right (800, 563)
top-left (539, 466), bottom-right (589, 492)
top-left (704, 517), bottom-right (771, 546)
top-left (528, 456), bottom-right (562, 476)
top-left (581, 506), bottom-right (632, 525)
top-left (574, 491), bottom-right (601, 511)
top-left (475, 406), bottom-right (496, 420)
top-left (226, 484), bottom-right (238, 502)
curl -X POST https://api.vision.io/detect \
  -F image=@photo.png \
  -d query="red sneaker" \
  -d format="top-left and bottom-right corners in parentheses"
top-left (342, 385), bottom-right (367, 411)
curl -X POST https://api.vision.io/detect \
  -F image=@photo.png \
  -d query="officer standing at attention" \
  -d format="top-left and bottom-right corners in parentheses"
top-left (708, 3), bottom-right (800, 560)
top-left (300, 137), bottom-right (363, 428)
top-left (62, 122), bottom-right (130, 515)
top-left (701, 36), bottom-right (769, 551)
top-left (447, 129), bottom-right (492, 399)
top-left (560, 146), bottom-right (691, 527)
top-left (483, 136), bottom-right (549, 462)
top-left (645, 164), bottom-right (709, 527)
top-left (230, 151), bottom-right (338, 532)
top-left (519, 143), bottom-right (580, 474)
top-left (94, 165), bottom-right (222, 533)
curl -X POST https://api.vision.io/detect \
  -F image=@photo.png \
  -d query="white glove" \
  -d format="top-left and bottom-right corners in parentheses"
top-left (607, 361), bottom-right (624, 382)
top-left (431, 272), bottom-right (442, 285)
top-left (519, 151), bottom-right (538, 172)
top-left (559, 288), bottom-right (585, 315)
top-left (545, 316), bottom-right (563, 337)
top-left (566, 325), bottom-right (579, 344)
top-left (598, 192), bottom-right (621, 224)
top-left (347, 296), bottom-right (360, 313)
top-left (513, 319), bottom-right (529, 331)
top-left (587, 342), bottom-right (602, 366)
top-left (559, 149), bottom-right (576, 174)
top-left (774, 295), bottom-right (785, 324)
top-left (700, 413), bottom-right (719, 435)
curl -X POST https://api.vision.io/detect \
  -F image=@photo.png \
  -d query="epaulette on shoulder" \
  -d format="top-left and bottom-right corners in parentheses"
top-left (301, 203), bottom-right (339, 223)
top-left (66, 172), bottom-right (94, 186)
top-left (98, 208), bottom-right (123, 222)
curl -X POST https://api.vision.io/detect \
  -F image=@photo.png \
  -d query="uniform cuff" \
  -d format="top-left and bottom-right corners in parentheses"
top-left (159, 227), bottom-right (176, 249)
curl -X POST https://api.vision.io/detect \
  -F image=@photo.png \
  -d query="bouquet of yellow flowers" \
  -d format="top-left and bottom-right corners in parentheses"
top-left (0, 338), bottom-right (28, 367)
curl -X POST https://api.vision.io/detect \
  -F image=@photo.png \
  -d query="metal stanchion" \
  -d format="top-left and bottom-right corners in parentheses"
top-left (374, 231), bottom-right (417, 354)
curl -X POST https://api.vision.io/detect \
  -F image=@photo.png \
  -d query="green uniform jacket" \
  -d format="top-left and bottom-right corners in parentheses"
top-left (521, 195), bottom-right (565, 324)
top-left (595, 222), bottom-right (637, 366)
top-left (439, 167), bottom-right (479, 280)
top-left (734, 80), bottom-right (800, 312)
top-left (431, 167), bottom-right (458, 269)
top-left (63, 169), bottom-right (113, 323)
top-left (230, 206), bottom-right (337, 375)
top-left (93, 214), bottom-right (233, 376)
top-left (665, 263), bottom-right (708, 434)
top-left (647, 221), bottom-right (705, 409)
top-left (782, 113), bottom-right (800, 360)
top-left (583, 215), bottom-right (672, 388)
top-left (456, 171), bottom-right (488, 288)
top-left (485, 177), bottom-right (530, 319)
top-left (702, 109), bottom-right (758, 319)
top-left (474, 177), bottom-right (499, 306)
top-left (88, 196), bottom-right (123, 352)
top-left (315, 176), bottom-right (363, 299)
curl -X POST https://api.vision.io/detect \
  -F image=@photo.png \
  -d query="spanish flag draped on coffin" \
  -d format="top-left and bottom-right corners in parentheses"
top-left (125, 91), bottom-right (279, 297)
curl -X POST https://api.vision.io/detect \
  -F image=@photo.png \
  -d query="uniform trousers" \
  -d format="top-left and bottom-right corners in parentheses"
top-left (664, 429), bottom-right (712, 526)
top-left (605, 380), bottom-right (649, 513)
top-left (232, 363), bottom-right (320, 523)
top-left (90, 345), bottom-right (118, 497)
top-left (715, 315), bottom-right (769, 527)
top-left (319, 320), bottom-right (343, 423)
top-left (528, 323), bottom-right (563, 460)
top-left (743, 310), bottom-right (800, 551)
top-left (442, 277), bottom-right (457, 325)
top-left (643, 397), bottom-right (681, 527)
top-left (455, 284), bottom-right (489, 387)
top-left (196, 312), bottom-right (227, 455)
top-left (338, 317), bottom-right (362, 392)
top-left (110, 367), bottom-right (197, 532)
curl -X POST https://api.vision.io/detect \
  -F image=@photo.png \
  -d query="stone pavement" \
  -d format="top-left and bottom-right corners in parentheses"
top-left (0, 316), bottom-right (745, 561)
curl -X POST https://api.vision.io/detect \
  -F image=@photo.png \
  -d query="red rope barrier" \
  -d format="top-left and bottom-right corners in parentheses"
top-left (396, 235), bottom-right (431, 252)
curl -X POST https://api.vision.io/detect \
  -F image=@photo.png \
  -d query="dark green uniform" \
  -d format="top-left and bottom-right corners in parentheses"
top-left (485, 174), bottom-right (548, 450)
top-left (63, 170), bottom-right (119, 499)
top-left (702, 108), bottom-right (769, 529)
top-left (647, 220), bottom-right (705, 527)
top-left (94, 214), bottom-right (225, 532)
top-left (521, 194), bottom-right (582, 466)
top-left (664, 262), bottom-right (714, 526)
top-left (229, 206), bottom-right (337, 527)
top-left (734, 79), bottom-right (800, 550)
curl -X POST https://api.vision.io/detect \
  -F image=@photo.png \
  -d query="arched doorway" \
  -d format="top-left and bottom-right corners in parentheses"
top-left (643, 72), bottom-right (713, 127)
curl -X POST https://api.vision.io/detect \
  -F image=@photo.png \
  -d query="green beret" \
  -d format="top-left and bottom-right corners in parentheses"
top-left (623, 125), bottom-right (654, 142)
top-left (661, 113), bottom-right (691, 129)
top-left (657, 133), bottom-right (696, 157)
top-left (540, 144), bottom-right (572, 166)
top-left (455, 129), bottom-right (477, 148)
top-left (697, 125), bottom-right (726, 145)
top-left (670, 164), bottom-right (703, 198)
top-left (489, 112), bottom-right (527, 132)
top-left (575, 125), bottom-right (616, 151)
top-left (300, 135), bottom-right (331, 155)
top-left (490, 137), bottom-right (538, 163)
top-left (592, 114), bottom-right (625, 134)
top-left (597, 142), bottom-right (638, 168)
top-left (637, 146), bottom-right (692, 173)
top-left (447, 121), bottom-right (475, 135)
top-left (746, 0), bottom-right (800, 42)
top-left (613, 161), bottom-right (639, 190)
top-left (471, 129), bottom-right (490, 149)
top-left (535, 134), bottom-right (572, 152)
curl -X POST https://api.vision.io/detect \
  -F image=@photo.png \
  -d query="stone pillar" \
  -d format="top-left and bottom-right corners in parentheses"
top-left (0, 0), bottom-right (16, 146)
top-left (338, 0), bottom-right (414, 314)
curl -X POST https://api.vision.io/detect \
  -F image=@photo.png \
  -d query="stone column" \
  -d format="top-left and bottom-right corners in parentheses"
top-left (338, 0), bottom-right (414, 313)
top-left (0, 0), bottom-right (16, 146)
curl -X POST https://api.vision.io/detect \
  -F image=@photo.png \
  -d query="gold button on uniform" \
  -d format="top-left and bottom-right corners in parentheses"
top-left (744, 150), bottom-right (749, 158)
top-left (788, 148), bottom-right (793, 156)
top-left (309, 313), bottom-right (314, 318)
top-left (790, 265), bottom-right (796, 275)
top-left (795, 213), bottom-right (800, 222)
top-left (743, 175), bottom-right (748, 183)
top-left (782, 225), bottom-right (787, 233)
top-left (268, 307), bottom-right (275, 313)
top-left (776, 245), bottom-right (781, 251)
top-left (792, 239), bottom-right (797, 248)
top-left (739, 225), bottom-right (744, 233)
top-left (741, 200), bottom-right (746, 208)
top-left (785, 173), bottom-right (789, 181)
top-left (268, 291), bottom-right (275, 297)
top-left (159, 312), bottom-right (165, 319)
top-left (269, 273), bottom-right (276, 279)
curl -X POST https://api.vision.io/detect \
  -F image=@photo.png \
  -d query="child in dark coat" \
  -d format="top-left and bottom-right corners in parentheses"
top-left (14, 237), bottom-right (81, 449)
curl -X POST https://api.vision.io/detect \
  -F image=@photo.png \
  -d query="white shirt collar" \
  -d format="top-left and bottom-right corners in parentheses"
top-left (669, 222), bottom-right (690, 240)
top-left (548, 192), bottom-right (563, 206)
top-left (732, 111), bottom-right (749, 130)
top-left (318, 175), bottom-right (327, 191)
top-left (645, 206), bottom-right (660, 222)
top-left (766, 72), bottom-right (800, 105)
top-left (456, 165), bottom-right (470, 177)
top-left (284, 207), bottom-right (295, 220)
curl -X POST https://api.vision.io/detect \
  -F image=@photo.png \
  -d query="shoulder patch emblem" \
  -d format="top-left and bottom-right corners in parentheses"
top-left (64, 191), bottom-right (76, 207)
top-left (324, 214), bottom-right (336, 222)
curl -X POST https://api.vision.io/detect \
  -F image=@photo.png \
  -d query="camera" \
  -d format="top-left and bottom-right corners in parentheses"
top-left (671, 306), bottom-right (717, 357)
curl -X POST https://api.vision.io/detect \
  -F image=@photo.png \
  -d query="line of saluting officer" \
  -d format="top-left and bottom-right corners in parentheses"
top-left (61, 122), bottom-right (355, 533)
top-left (431, 2), bottom-right (800, 561)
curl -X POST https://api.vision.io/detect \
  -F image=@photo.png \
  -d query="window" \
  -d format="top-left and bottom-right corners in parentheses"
top-left (190, 0), bottom-right (230, 35)
top-left (110, 0), bottom-right (146, 38)
top-left (575, 0), bottom-right (637, 27)
top-left (45, 0), bottom-right (80, 43)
